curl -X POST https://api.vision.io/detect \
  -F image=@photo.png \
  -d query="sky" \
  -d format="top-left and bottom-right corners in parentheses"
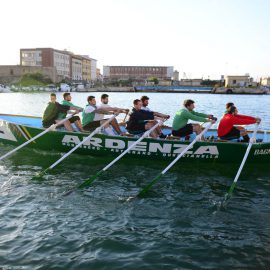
top-left (1, 0), bottom-right (270, 80)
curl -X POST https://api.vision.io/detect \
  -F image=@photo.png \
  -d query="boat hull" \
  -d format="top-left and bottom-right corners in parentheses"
top-left (1, 117), bottom-right (270, 164)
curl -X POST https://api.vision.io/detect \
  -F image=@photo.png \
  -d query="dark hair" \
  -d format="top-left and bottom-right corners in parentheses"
top-left (50, 93), bottom-right (56, 97)
top-left (133, 99), bottom-right (141, 105)
top-left (226, 102), bottom-right (234, 109)
top-left (63, 92), bottom-right (70, 99)
top-left (141, 96), bottom-right (149, 102)
top-left (183, 99), bottom-right (195, 107)
top-left (87, 95), bottom-right (95, 102)
top-left (101, 94), bottom-right (108, 100)
top-left (228, 105), bottom-right (236, 114)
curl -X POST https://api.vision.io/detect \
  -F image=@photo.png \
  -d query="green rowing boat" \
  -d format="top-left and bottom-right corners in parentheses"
top-left (0, 113), bottom-right (270, 163)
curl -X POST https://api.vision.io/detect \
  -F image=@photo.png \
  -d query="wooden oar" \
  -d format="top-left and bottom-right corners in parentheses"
top-left (137, 122), bottom-right (214, 197)
top-left (35, 114), bottom-right (117, 178)
top-left (0, 112), bottom-right (78, 162)
top-left (226, 123), bottom-right (259, 198)
top-left (76, 119), bottom-right (166, 189)
top-left (123, 111), bottom-right (129, 123)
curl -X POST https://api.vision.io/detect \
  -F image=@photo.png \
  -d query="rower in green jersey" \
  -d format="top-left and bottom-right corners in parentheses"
top-left (172, 99), bottom-right (216, 139)
top-left (57, 92), bottom-right (85, 132)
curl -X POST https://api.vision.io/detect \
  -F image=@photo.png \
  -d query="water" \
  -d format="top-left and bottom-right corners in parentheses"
top-left (1, 92), bottom-right (270, 269)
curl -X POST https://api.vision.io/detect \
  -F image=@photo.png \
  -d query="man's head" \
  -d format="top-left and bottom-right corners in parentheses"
top-left (141, 96), bottom-right (149, 107)
top-left (183, 99), bottom-right (195, 111)
top-left (87, 95), bottom-right (96, 105)
top-left (50, 93), bottom-right (56, 103)
top-left (226, 102), bottom-right (234, 109)
top-left (133, 99), bottom-right (142, 110)
top-left (101, 94), bottom-right (109, 104)
top-left (228, 105), bottom-right (238, 115)
top-left (63, 92), bottom-right (71, 101)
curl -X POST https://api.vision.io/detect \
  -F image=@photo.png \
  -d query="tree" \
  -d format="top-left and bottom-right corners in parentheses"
top-left (148, 77), bottom-right (159, 85)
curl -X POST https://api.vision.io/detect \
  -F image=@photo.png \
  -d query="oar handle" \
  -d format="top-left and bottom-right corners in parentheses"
top-left (123, 112), bottom-right (129, 123)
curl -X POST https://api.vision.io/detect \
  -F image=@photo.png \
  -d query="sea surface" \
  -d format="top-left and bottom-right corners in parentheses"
top-left (0, 92), bottom-right (270, 269)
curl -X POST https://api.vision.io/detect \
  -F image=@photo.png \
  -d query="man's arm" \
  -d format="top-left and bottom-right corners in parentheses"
top-left (153, 111), bottom-right (170, 119)
top-left (185, 110), bottom-right (209, 122)
top-left (62, 100), bottom-right (83, 111)
top-left (191, 111), bottom-right (209, 118)
top-left (56, 103), bottom-right (70, 113)
top-left (94, 106), bottom-right (129, 114)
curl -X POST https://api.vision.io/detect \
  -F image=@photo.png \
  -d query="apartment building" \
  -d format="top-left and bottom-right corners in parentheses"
top-left (71, 55), bottom-right (83, 81)
top-left (20, 48), bottom-right (71, 80)
top-left (82, 55), bottom-right (97, 81)
top-left (103, 66), bottom-right (174, 80)
top-left (20, 48), bottom-right (97, 82)
top-left (82, 56), bottom-right (91, 81)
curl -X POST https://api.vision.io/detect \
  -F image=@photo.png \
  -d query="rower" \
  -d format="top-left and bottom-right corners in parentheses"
top-left (94, 94), bottom-right (128, 135)
top-left (82, 96), bottom-right (129, 135)
top-left (218, 105), bottom-right (261, 142)
top-left (126, 99), bottom-right (169, 138)
top-left (57, 92), bottom-right (85, 132)
top-left (172, 99), bottom-right (216, 140)
top-left (42, 93), bottom-right (81, 130)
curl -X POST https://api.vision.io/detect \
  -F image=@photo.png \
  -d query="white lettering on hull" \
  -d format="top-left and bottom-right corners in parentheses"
top-left (61, 135), bottom-right (219, 158)
top-left (149, 143), bottom-right (171, 153)
top-left (193, 146), bottom-right (219, 155)
top-left (127, 141), bottom-right (147, 152)
top-left (105, 139), bottom-right (125, 149)
top-left (254, 149), bottom-right (270, 155)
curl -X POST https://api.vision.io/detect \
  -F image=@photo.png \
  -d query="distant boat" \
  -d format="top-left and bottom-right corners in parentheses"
top-left (0, 113), bottom-right (270, 164)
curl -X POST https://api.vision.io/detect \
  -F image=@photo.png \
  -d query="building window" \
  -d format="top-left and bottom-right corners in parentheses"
top-left (233, 80), bottom-right (237, 84)
top-left (10, 69), bottom-right (14, 75)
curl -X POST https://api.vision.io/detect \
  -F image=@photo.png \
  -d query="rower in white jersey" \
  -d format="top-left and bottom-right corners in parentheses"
top-left (94, 94), bottom-right (128, 135)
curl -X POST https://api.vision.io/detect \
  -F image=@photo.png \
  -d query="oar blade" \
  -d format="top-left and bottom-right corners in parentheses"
top-left (137, 173), bottom-right (163, 197)
top-left (63, 170), bottom-right (103, 196)
top-left (31, 168), bottom-right (50, 180)
top-left (78, 170), bottom-right (103, 189)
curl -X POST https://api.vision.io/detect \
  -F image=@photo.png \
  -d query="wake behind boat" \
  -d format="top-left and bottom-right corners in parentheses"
top-left (0, 113), bottom-right (270, 164)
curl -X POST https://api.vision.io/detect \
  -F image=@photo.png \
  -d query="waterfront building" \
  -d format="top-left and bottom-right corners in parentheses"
top-left (103, 66), bottom-right (174, 81)
top-left (71, 55), bottom-right (83, 81)
top-left (20, 48), bottom-right (71, 80)
top-left (173, 70), bottom-right (179, 81)
top-left (0, 65), bottom-right (57, 84)
top-left (90, 58), bottom-right (97, 81)
top-left (260, 77), bottom-right (270, 87)
top-left (82, 56), bottom-right (91, 81)
top-left (96, 68), bottom-right (102, 81)
top-left (225, 75), bottom-right (251, 87)
top-left (20, 48), bottom-right (97, 82)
